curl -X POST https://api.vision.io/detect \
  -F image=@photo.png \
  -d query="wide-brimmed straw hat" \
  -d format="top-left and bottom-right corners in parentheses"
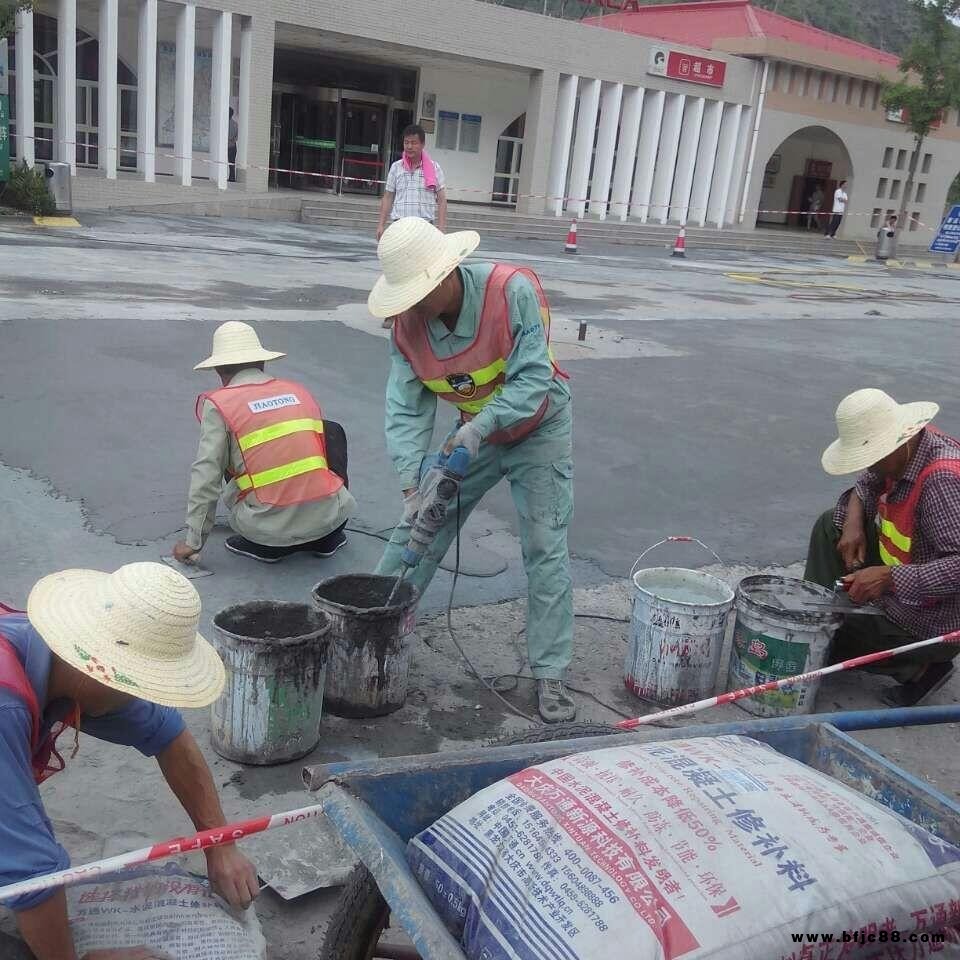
top-left (821, 388), bottom-right (939, 476)
top-left (368, 217), bottom-right (480, 319)
top-left (194, 320), bottom-right (285, 370)
top-left (27, 562), bottom-right (225, 708)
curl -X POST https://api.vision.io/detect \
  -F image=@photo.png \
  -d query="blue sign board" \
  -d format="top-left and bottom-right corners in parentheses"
top-left (929, 205), bottom-right (960, 255)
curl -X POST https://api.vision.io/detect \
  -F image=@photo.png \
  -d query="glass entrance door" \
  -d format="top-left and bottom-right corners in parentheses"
top-left (340, 100), bottom-right (385, 195)
top-left (119, 85), bottom-right (138, 170)
top-left (492, 115), bottom-right (525, 206)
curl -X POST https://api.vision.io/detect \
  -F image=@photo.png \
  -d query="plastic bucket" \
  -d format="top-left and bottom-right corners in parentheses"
top-left (210, 601), bottom-right (330, 765)
top-left (626, 538), bottom-right (735, 706)
top-left (727, 575), bottom-right (842, 718)
top-left (312, 574), bottom-right (419, 718)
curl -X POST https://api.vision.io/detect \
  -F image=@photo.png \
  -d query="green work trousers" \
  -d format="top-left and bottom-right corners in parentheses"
top-left (376, 405), bottom-right (574, 680)
top-left (804, 509), bottom-right (958, 681)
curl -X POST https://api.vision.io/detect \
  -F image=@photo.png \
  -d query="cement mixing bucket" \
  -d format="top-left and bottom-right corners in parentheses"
top-left (727, 575), bottom-right (842, 718)
top-left (210, 601), bottom-right (330, 765)
top-left (626, 537), bottom-right (735, 706)
top-left (312, 574), bottom-right (419, 718)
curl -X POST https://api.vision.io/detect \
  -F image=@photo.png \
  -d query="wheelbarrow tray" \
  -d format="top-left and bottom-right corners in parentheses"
top-left (304, 707), bottom-right (960, 960)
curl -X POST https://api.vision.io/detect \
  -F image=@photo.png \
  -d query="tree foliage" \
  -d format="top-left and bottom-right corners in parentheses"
top-left (0, 2), bottom-right (32, 38)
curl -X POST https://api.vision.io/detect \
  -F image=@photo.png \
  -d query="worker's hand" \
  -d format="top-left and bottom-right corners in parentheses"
top-left (836, 522), bottom-right (867, 573)
top-left (401, 488), bottom-right (420, 525)
top-left (205, 845), bottom-right (259, 910)
top-left (442, 422), bottom-right (482, 460)
top-left (172, 540), bottom-right (199, 564)
top-left (376, 225), bottom-right (385, 242)
top-left (82, 949), bottom-right (175, 960)
top-left (841, 566), bottom-right (893, 605)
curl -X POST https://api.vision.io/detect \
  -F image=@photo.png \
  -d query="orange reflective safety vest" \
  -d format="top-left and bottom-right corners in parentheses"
top-left (392, 264), bottom-right (568, 445)
top-left (197, 378), bottom-right (343, 507)
top-left (877, 452), bottom-right (960, 567)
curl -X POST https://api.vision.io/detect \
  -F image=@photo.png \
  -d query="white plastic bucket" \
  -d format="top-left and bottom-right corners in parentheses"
top-left (625, 538), bottom-right (735, 707)
top-left (727, 575), bottom-right (842, 718)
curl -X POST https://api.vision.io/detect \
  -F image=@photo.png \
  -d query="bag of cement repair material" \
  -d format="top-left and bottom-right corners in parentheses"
top-left (407, 735), bottom-right (960, 960)
top-left (67, 863), bottom-right (266, 960)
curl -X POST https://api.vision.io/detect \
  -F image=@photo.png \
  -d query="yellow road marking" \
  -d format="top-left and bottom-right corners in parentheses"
top-left (726, 271), bottom-right (866, 293)
top-left (33, 216), bottom-right (80, 227)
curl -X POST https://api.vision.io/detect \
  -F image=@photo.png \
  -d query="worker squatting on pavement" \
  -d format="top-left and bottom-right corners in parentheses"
top-left (173, 321), bottom-right (356, 565)
top-left (0, 562), bottom-right (258, 960)
top-left (367, 217), bottom-right (577, 724)
top-left (805, 388), bottom-right (960, 707)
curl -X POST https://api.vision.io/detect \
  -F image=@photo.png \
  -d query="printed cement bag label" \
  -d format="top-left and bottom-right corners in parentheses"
top-left (407, 736), bottom-right (960, 960)
top-left (67, 864), bottom-right (266, 960)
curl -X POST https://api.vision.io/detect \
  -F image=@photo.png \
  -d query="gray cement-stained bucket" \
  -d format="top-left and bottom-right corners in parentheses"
top-left (311, 574), bottom-right (418, 718)
top-left (210, 601), bottom-right (330, 765)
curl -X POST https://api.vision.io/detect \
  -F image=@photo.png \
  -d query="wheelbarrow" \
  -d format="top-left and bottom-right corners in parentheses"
top-left (303, 707), bottom-right (960, 960)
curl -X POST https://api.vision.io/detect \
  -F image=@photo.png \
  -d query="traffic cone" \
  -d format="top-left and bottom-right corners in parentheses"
top-left (565, 218), bottom-right (578, 255)
top-left (672, 226), bottom-right (687, 258)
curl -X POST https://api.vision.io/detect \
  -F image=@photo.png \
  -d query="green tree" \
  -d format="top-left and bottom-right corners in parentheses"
top-left (881, 0), bottom-right (960, 237)
top-left (0, 2), bottom-right (31, 37)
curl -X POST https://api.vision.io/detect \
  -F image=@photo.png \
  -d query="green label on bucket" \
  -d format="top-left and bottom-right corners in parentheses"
top-left (733, 625), bottom-right (808, 676)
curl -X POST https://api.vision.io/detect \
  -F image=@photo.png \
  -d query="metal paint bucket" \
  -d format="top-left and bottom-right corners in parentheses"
top-left (626, 538), bottom-right (735, 706)
top-left (311, 574), bottom-right (419, 719)
top-left (210, 601), bottom-right (330, 765)
top-left (728, 576), bottom-right (842, 718)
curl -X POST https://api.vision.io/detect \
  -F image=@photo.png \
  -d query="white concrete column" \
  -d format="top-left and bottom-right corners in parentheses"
top-left (728, 105), bottom-right (754, 225)
top-left (210, 10), bottom-right (232, 189)
top-left (567, 77), bottom-right (600, 219)
top-left (137, 0), bottom-right (157, 182)
top-left (587, 81), bottom-right (623, 220)
top-left (242, 16), bottom-right (274, 192)
top-left (629, 89), bottom-right (664, 221)
top-left (546, 73), bottom-right (577, 216)
top-left (649, 93), bottom-right (685, 224)
top-left (14, 8), bottom-right (34, 166)
top-left (237, 16), bottom-right (253, 179)
top-left (174, 3), bottom-right (196, 186)
top-left (610, 86), bottom-right (643, 221)
top-left (517, 70), bottom-right (559, 216)
top-left (56, 0), bottom-right (77, 171)
top-left (708, 102), bottom-right (742, 228)
top-left (690, 99), bottom-right (723, 227)
top-left (98, 0), bottom-right (119, 178)
top-left (670, 96), bottom-right (704, 223)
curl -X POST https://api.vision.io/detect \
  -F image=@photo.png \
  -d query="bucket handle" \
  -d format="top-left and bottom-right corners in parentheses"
top-left (630, 536), bottom-right (723, 580)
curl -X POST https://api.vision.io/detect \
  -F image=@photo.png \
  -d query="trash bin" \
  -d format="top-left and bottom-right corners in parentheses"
top-left (876, 226), bottom-right (897, 261)
top-left (41, 161), bottom-right (72, 214)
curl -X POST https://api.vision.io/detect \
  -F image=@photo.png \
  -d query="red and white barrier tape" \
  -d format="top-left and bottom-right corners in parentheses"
top-left (12, 132), bottom-right (937, 233)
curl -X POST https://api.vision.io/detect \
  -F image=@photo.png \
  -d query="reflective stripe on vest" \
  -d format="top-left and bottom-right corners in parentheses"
top-left (198, 379), bottom-right (343, 507)
top-left (876, 453), bottom-right (960, 567)
top-left (392, 265), bottom-right (568, 444)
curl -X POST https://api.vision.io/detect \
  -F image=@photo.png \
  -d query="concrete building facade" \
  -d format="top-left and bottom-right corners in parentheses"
top-left (5, 0), bottom-right (959, 239)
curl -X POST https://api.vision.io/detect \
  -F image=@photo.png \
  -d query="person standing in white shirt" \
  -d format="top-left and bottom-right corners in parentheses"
top-left (825, 181), bottom-right (848, 238)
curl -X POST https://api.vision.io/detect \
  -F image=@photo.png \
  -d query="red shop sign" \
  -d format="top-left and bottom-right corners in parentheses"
top-left (649, 48), bottom-right (726, 88)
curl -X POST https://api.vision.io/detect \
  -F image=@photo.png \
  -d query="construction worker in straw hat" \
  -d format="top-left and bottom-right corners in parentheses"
top-left (173, 320), bottom-right (356, 565)
top-left (0, 562), bottom-right (258, 960)
top-left (805, 388), bottom-right (960, 706)
top-left (368, 217), bottom-right (576, 723)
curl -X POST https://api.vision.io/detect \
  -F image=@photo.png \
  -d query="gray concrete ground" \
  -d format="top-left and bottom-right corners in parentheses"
top-left (1, 213), bottom-right (959, 958)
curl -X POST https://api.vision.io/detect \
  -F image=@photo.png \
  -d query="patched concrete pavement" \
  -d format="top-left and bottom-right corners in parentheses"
top-left (1, 213), bottom-right (959, 958)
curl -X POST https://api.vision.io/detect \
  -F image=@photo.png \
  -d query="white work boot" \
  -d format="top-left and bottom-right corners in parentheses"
top-left (537, 679), bottom-right (576, 723)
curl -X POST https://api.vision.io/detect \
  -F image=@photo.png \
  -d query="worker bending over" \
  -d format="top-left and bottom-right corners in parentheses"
top-left (174, 321), bottom-right (355, 565)
top-left (368, 217), bottom-right (576, 723)
top-left (0, 562), bottom-right (257, 960)
top-left (806, 388), bottom-right (960, 706)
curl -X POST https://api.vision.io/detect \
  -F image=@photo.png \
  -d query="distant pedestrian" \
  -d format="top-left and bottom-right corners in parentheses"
top-left (806, 185), bottom-right (824, 230)
top-left (228, 107), bottom-right (239, 183)
top-left (825, 180), bottom-right (848, 238)
top-left (377, 124), bottom-right (447, 328)
top-left (876, 213), bottom-right (898, 261)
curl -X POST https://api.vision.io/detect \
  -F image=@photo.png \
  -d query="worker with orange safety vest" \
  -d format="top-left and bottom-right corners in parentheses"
top-left (805, 389), bottom-right (960, 707)
top-left (173, 321), bottom-right (356, 565)
top-left (367, 218), bottom-right (576, 723)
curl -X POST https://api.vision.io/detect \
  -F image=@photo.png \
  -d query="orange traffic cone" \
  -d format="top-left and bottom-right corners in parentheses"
top-left (672, 226), bottom-right (687, 258)
top-left (565, 218), bottom-right (579, 255)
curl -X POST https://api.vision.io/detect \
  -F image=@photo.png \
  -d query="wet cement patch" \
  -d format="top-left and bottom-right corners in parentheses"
top-left (546, 289), bottom-right (659, 312)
